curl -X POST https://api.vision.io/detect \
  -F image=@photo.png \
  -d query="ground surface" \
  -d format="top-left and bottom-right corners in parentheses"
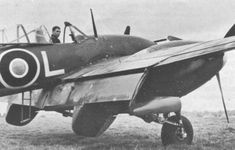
top-left (0, 111), bottom-right (235, 150)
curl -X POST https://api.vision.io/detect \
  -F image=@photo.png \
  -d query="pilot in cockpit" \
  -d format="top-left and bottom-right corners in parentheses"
top-left (50, 26), bottom-right (61, 43)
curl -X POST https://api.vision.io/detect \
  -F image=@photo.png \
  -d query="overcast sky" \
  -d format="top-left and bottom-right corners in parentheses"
top-left (0, 0), bottom-right (235, 40)
top-left (0, 0), bottom-right (235, 112)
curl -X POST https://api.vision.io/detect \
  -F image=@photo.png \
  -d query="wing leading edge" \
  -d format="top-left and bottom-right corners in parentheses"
top-left (62, 36), bottom-right (235, 82)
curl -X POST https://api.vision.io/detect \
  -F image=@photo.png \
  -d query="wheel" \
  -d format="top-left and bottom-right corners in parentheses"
top-left (161, 115), bottom-right (193, 146)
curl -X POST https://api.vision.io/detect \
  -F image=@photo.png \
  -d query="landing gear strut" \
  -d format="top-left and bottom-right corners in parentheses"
top-left (161, 115), bottom-right (193, 145)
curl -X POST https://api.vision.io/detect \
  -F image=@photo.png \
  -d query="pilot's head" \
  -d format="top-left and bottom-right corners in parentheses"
top-left (52, 26), bottom-right (61, 38)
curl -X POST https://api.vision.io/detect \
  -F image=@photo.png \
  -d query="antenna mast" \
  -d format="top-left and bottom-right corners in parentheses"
top-left (90, 9), bottom-right (98, 38)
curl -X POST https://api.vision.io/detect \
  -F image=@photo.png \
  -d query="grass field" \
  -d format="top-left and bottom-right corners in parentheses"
top-left (0, 111), bottom-right (235, 150)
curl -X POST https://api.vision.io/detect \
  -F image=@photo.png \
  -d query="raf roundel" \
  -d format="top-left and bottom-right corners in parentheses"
top-left (9, 58), bottom-right (29, 78)
top-left (0, 48), bottom-right (40, 89)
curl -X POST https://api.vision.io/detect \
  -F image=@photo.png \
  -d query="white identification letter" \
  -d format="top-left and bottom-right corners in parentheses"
top-left (41, 51), bottom-right (65, 77)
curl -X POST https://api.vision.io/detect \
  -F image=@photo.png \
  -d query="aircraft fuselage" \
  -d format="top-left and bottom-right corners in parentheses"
top-left (0, 35), bottom-right (154, 96)
top-left (0, 36), bottom-right (225, 103)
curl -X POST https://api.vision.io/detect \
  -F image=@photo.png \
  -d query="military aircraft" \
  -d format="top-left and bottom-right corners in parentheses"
top-left (1, 9), bottom-right (235, 145)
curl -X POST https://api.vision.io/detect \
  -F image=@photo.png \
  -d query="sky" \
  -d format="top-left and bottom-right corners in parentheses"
top-left (0, 0), bottom-right (235, 113)
top-left (0, 0), bottom-right (235, 40)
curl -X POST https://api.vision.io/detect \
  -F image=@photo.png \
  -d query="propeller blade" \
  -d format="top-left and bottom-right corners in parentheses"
top-left (216, 73), bottom-right (229, 123)
top-left (124, 26), bottom-right (130, 35)
top-left (224, 24), bottom-right (235, 38)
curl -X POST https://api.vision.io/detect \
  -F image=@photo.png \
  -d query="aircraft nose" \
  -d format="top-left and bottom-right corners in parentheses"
top-left (9, 58), bottom-right (29, 78)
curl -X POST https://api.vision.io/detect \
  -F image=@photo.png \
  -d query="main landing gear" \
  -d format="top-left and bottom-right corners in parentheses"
top-left (142, 112), bottom-right (193, 146)
top-left (161, 115), bottom-right (193, 145)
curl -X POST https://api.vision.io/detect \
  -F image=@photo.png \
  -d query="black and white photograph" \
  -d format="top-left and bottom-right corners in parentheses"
top-left (0, 0), bottom-right (235, 149)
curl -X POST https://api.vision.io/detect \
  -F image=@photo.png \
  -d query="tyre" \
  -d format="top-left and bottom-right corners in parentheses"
top-left (161, 115), bottom-right (193, 146)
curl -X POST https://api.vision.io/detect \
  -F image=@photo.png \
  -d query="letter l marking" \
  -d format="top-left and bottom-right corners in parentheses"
top-left (41, 51), bottom-right (65, 77)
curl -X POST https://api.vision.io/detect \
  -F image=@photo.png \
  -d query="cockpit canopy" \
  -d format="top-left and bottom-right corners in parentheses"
top-left (8, 24), bottom-right (51, 44)
top-left (7, 22), bottom-right (91, 44)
